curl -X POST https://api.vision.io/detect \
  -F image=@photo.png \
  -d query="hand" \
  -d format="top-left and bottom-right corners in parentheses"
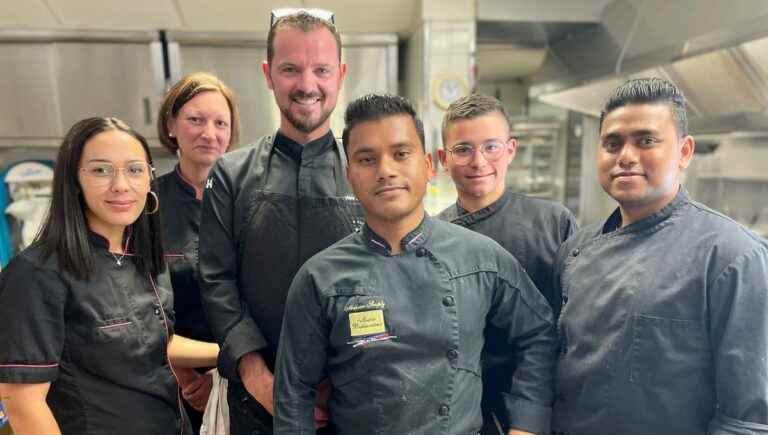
top-left (238, 352), bottom-right (274, 415)
top-left (507, 430), bottom-right (535, 435)
top-left (180, 369), bottom-right (213, 412)
top-left (313, 378), bottom-right (331, 429)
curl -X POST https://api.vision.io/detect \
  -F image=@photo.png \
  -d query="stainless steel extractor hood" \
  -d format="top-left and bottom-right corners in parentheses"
top-left (529, 0), bottom-right (768, 136)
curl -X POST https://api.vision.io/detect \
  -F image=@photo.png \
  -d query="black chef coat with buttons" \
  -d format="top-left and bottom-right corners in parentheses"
top-left (0, 234), bottom-right (188, 435)
top-left (274, 217), bottom-right (557, 435)
top-left (439, 191), bottom-right (576, 433)
top-left (157, 165), bottom-right (213, 342)
top-left (553, 188), bottom-right (768, 435)
top-left (438, 191), bottom-right (576, 313)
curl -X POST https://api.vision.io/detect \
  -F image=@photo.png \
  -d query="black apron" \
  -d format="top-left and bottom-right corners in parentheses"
top-left (227, 134), bottom-right (363, 435)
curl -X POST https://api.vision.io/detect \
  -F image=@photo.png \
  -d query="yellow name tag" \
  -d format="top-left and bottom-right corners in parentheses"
top-left (349, 310), bottom-right (386, 337)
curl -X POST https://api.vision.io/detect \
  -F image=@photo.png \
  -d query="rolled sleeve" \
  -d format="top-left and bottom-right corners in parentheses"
top-left (491, 256), bottom-right (557, 434)
top-left (709, 411), bottom-right (768, 435)
top-left (0, 255), bottom-right (66, 384)
top-left (218, 312), bottom-right (269, 380)
top-left (273, 267), bottom-right (328, 434)
top-left (504, 396), bottom-right (553, 434)
top-left (708, 245), bottom-right (768, 434)
top-left (199, 159), bottom-right (269, 381)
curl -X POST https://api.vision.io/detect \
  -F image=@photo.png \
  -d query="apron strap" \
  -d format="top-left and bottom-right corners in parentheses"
top-left (252, 135), bottom-right (276, 191)
top-left (332, 137), bottom-right (349, 195)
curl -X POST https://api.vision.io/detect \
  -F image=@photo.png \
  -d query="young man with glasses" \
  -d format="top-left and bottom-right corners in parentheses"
top-left (437, 94), bottom-right (576, 435)
top-left (198, 9), bottom-right (361, 435)
top-left (274, 93), bottom-right (557, 435)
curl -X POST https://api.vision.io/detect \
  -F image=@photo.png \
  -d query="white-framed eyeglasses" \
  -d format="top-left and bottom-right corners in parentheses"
top-left (79, 161), bottom-right (154, 187)
top-left (270, 8), bottom-right (335, 27)
top-left (448, 140), bottom-right (508, 166)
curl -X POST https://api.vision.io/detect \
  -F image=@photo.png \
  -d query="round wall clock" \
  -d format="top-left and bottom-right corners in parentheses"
top-left (432, 75), bottom-right (468, 109)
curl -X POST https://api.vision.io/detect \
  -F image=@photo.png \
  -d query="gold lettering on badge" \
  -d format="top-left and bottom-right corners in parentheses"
top-left (345, 299), bottom-right (386, 312)
top-left (348, 310), bottom-right (386, 337)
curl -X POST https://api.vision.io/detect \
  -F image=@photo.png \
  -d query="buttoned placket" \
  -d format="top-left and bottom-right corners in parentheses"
top-left (362, 219), bottom-right (463, 431)
top-left (433, 249), bottom-right (459, 431)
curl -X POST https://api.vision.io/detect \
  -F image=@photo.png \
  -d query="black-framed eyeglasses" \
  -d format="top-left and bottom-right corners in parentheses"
top-left (447, 140), bottom-right (507, 166)
top-left (270, 8), bottom-right (335, 27)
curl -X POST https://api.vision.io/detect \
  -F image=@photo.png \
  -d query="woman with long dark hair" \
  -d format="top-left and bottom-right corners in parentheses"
top-left (0, 117), bottom-right (218, 435)
top-left (156, 72), bottom-right (239, 432)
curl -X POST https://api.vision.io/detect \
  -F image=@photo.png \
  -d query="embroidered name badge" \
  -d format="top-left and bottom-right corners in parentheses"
top-left (345, 298), bottom-right (386, 312)
top-left (349, 310), bottom-right (386, 337)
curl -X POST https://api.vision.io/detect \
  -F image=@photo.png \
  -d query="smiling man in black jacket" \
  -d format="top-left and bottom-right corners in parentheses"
top-left (552, 78), bottom-right (768, 435)
top-left (198, 9), bottom-right (362, 435)
top-left (437, 94), bottom-right (576, 435)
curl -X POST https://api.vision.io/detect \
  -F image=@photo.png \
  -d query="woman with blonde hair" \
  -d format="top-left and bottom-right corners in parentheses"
top-left (156, 72), bottom-right (240, 432)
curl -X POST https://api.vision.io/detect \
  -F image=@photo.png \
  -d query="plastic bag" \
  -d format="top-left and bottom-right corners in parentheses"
top-left (200, 370), bottom-right (229, 435)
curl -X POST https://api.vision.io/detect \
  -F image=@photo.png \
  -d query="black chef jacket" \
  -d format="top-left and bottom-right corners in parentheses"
top-left (274, 217), bottom-right (558, 435)
top-left (199, 130), bottom-right (362, 431)
top-left (0, 234), bottom-right (187, 435)
top-left (439, 191), bottom-right (576, 433)
top-left (157, 165), bottom-right (213, 343)
top-left (553, 188), bottom-right (768, 435)
top-left (438, 192), bottom-right (577, 313)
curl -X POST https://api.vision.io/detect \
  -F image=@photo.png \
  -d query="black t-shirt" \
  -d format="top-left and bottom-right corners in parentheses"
top-left (0, 235), bottom-right (188, 435)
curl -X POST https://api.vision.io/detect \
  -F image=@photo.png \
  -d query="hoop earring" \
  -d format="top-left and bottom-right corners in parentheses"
top-left (145, 191), bottom-right (159, 215)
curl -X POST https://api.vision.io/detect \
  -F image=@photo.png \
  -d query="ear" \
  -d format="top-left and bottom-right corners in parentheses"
top-left (506, 137), bottom-right (518, 161)
top-left (425, 152), bottom-right (435, 181)
top-left (339, 63), bottom-right (348, 87)
top-left (437, 148), bottom-right (448, 170)
top-left (679, 135), bottom-right (695, 169)
top-left (262, 61), bottom-right (274, 90)
top-left (166, 117), bottom-right (177, 138)
top-left (345, 163), bottom-right (353, 187)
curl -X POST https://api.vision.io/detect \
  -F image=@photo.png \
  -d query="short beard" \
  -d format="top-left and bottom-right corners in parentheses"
top-left (282, 89), bottom-right (334, 134)
top-left (283, 106), bottom-right (333, 134)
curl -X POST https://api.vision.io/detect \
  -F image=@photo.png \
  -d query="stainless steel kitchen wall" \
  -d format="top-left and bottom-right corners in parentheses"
top-left (0, 30), bottom-right (398, 170)
top-left (0, 29), bottom-right (398, 259)
top-left (0, 30), bottom-right (163, 153)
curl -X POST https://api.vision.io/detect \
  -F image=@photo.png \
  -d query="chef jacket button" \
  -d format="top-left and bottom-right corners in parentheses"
top-left (416, 247), bottom-right (427, 257)
top-left (154, 308), bottom-right (161, 316)
top-left (442, 295), bottom-right (455, 307)
top-left (447, 349), bottom-right (458, 360)
top-left (571, 248), bottom-right (580, 257)
top-left (438, 404), bottom-right (450, 416)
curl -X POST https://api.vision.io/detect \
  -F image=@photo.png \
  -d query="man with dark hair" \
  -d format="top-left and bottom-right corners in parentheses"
top-left (437, 94), bottom-right (576, 434)
top-left (273, 94), bottom-right (558, 435)
top-left (553, 77), bottom-right (768, 435)
top-left (340, 94), bottom-right (425, 151)
top-left (199, 9), bottom-right (361, 435)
